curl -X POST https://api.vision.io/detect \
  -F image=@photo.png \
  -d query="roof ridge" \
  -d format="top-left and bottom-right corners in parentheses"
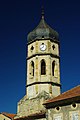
top-left (44, 85), bottom-right (80, 105)
top-left (61, 85), bottom-right (80, 95)
top-left (2, 112), bottom-right (16, 115)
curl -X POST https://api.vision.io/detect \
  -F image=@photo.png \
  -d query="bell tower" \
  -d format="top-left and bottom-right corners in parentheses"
top-left (26, 12), bottom-right (61, 98)
top-left (14, 10), bottom-right (62, 120)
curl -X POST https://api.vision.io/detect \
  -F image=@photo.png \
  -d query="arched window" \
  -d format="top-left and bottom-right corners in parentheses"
top-left (31, 61), bottom-right (34, 76)
top-left (30, 61), bottom-right (34, 76)
top-left (41, 59), bottom-right (46, 75)
top-left (52, 61), bottom-right (55, 76)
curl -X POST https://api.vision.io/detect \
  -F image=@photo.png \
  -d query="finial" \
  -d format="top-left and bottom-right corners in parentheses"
top-left (41, 6), bottom-right (44, 19)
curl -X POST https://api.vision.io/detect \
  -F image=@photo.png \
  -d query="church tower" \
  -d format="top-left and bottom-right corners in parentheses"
top-left (14, 10), bottom-right (61, 120)
top-left (26, 11), bottom-right (61, 98)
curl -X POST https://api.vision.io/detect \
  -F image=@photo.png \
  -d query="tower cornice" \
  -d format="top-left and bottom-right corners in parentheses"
top-left (26, 81), bottom-right (61, 88)
top-left (27, 38), bottom-right (59, 45)
top-left (27, 53), bottom-right (60, 60)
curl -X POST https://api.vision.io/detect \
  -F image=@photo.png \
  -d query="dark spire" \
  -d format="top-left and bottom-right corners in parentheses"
top-left (41, 6), bottom-right (44, 19)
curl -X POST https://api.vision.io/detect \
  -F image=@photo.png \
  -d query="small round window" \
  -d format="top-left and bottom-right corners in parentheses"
top-left (71, 103), bottom-right (77, 109)
top-left (55, 106), bottom-right (61, 112)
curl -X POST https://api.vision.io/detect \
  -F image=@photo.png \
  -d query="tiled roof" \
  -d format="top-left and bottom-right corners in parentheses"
top-left (44, 85), bottom-right (80, 106)
top-left (1, 112), bottom-right (16, 119)
top-left (14, 111), bottom-right (46, 120)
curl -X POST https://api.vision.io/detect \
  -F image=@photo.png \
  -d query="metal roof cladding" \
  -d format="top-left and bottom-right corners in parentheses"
top-left (27, 10), bottom-right (59, 43)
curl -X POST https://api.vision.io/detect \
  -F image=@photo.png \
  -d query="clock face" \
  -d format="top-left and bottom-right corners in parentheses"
top-left (40, 43), bottom-right (46, 51)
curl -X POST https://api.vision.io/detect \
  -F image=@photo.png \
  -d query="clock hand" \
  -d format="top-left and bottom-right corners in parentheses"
top-left (42, 46), bottom-right (44, 48)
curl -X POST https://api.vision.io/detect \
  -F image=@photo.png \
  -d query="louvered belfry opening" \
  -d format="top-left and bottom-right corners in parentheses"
top-left (52, 61), bottom-right (55, 76)
top-left (41, 59), bottom-right (46, 75)
top-left (31, 61), bottom-right (34, 76)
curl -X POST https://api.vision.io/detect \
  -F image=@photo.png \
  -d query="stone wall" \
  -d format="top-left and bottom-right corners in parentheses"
top-left (35, 119), bottom-right (46, 120)
top-left (47, 103), bottom-right (80, 120)
top-left (14, 91), bottom-right (50, 119)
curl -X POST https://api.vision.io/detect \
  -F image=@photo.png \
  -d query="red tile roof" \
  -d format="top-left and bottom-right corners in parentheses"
top-left (44, 85), bottom-right (80, 105)
top-left (1, 112), bottom-right (16, 119)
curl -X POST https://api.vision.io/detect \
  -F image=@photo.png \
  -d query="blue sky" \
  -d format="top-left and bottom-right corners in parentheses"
top-left (0, 0), bottom-right (80, 113)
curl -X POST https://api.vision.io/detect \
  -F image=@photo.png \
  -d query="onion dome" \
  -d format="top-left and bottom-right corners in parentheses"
top-left (27, 11), bottom-right (59, 43)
